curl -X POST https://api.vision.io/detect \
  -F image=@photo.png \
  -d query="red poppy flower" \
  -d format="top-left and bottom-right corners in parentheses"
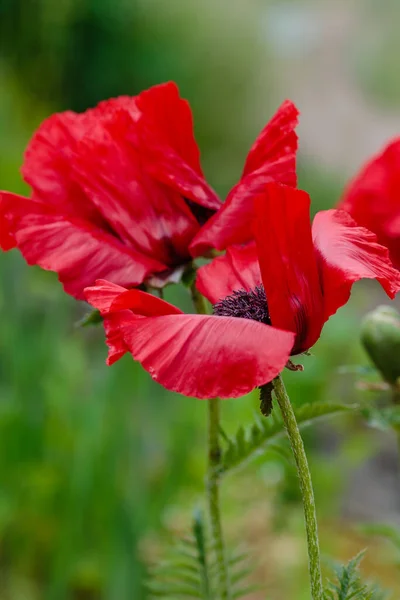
top-left (339, 138), bottom-right (400, 269)
top-left (0, 84), bottom-right (219, 298)
top-left (0, 82), bottom-right (298, 299)
top-left (84, 183), bottom-right (400, 399)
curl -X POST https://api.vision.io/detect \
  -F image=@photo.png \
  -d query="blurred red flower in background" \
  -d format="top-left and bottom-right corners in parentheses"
top-left (339, 138), bottom-right (400, 269)
top-left (84, 183), bottom-right (400, 399)
top-left (0, 82), bottom-right (298, 299)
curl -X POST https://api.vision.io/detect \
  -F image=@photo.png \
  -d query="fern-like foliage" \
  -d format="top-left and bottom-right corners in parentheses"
top-left (324, 551), bottom-right (388, 600)
top-left (220, 402), bottom-right (353, 475)
top-left (147, 511), bottom-right (256, 599)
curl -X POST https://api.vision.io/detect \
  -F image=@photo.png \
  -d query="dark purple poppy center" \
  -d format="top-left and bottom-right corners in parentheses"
top-left (184, 198), bottom-right (216, 226)
top-left (213, 285), bottom-right (271, 325)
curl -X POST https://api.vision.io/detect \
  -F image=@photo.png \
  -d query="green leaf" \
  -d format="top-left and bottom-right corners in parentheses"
top-left (324, 550), bottom-right (388, 600)
top-left (221, 402), bottom-right (354, 476)
top-left (75, 309), bottom-right (103, 327)
top-left (147, 512), bottom-right (255, 599)
top-left (266, 442), bottom-right (294, 465)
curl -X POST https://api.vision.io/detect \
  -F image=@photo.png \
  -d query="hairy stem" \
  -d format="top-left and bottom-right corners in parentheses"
top-left (273, 375), bottom-right (323, 600)
top-left (191, 284), bottom-right (231, 600)
top-left (208, 397), bottom-right (231, 599)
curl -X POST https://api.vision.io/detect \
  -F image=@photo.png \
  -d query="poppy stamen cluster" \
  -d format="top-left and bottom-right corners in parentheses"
top-left (213, 285), bottom-right (271, 325)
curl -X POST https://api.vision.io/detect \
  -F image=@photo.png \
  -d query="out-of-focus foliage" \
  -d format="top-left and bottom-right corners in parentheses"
top-left (2, 0), bottom-right (400, 599)
top-left (324, 551), bottom-right (387, 600)
top-left (147, 511), bottom-right (256, 599)
top-left (220, 402), bottom-right (352, 475)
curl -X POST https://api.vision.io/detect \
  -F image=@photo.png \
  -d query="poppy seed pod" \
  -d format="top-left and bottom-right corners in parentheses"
top-left (361, 305), bottom-right (400, 386)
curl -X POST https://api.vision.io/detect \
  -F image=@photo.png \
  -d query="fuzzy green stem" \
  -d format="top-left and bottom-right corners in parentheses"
top-left (208, 398), bottom-right (231, 599)
top-left (273, 375), bottom-right (323, 600)
top-left (190, 282), bottom-right (209, 315)
top-left (191, 284), bottom-right (231, 600)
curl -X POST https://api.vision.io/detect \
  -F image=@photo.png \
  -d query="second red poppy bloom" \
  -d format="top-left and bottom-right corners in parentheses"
top-left (84, 183), bottom-right (400, 399)
top-left (339, 138), bottom-right (400, 269)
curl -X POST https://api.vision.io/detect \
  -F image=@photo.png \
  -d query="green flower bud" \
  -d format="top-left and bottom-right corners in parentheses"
top-left (360, 305), bottom-right (400, 385)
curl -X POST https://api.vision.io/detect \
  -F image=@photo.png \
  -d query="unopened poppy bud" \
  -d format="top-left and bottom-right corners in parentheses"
top-left (360, 305), bottom-right (400, 385)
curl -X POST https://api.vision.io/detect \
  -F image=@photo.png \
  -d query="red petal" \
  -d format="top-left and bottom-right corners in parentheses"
top-left (72, 108), bottom-right (200, 265)
top-left (84, 279), bottom-right (183, 316)
top-left (190, 100), bottom-right (299, 255)
top-left (83, 279), bottom-right (127, 314)
top-left (196, 242), bottom-right (262, 304)
top-left (103, 312), bottom-right (133, 365)
top-left (22, 96), bottom-right (141, 228)
top-left (136, 83), bottom-right (203, 174)
top-left (116, 313), bottom-right (294, 398)
top-left (242, 99), bottom-right (299, 177)
top-left (111, 290), bottom-right (183, 315)
top-left (84, 279), bottom-right (183, 366)
top-left (339, 138), bottom-right (400, 268)
top-left (84, 280), bottom-right (294, 394)
top-left (0, 192), bottom-right (17, 250)
top-left (23, 110), bottom-right (106, 225)
top-left (254, 183), bottom-right (324, 352)
top-left (129, 82), bottom-right (221, 211)
top-left (1, 194), bottom-right (165, 299)
top-left (313, 209), bottom-right (400, 321)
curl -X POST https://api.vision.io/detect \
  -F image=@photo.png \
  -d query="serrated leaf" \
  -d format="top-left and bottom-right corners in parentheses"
top-left (232, 584), bottom-right (261, 599)
top-left (148, 513), bottom-right (255, 599)
top-left (221, 402), bottom-right (354, 476)
top-left (231, 567), bottom-right (254, 585)
top-left (228, 551), bottom-right (251, 567)
top-left (155, 561), bottom-right (200, 575)
top-left (324, 550), bottom-right (388, 600)
top-left (267, 442), bottom-right (294, 465)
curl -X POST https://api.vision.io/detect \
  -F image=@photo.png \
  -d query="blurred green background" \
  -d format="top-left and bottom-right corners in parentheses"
top-left (1, 1), bottom-right (400, 598)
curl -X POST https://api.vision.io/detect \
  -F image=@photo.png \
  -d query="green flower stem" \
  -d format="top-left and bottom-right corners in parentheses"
top-left (208, 397), bottom-right (231, 599)
top-left (190, 281), bottom-right (209, 316)
top-left (273, 375), bottom-right (323, 600)
top-left (191, 284), bottom-right (231, 600)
